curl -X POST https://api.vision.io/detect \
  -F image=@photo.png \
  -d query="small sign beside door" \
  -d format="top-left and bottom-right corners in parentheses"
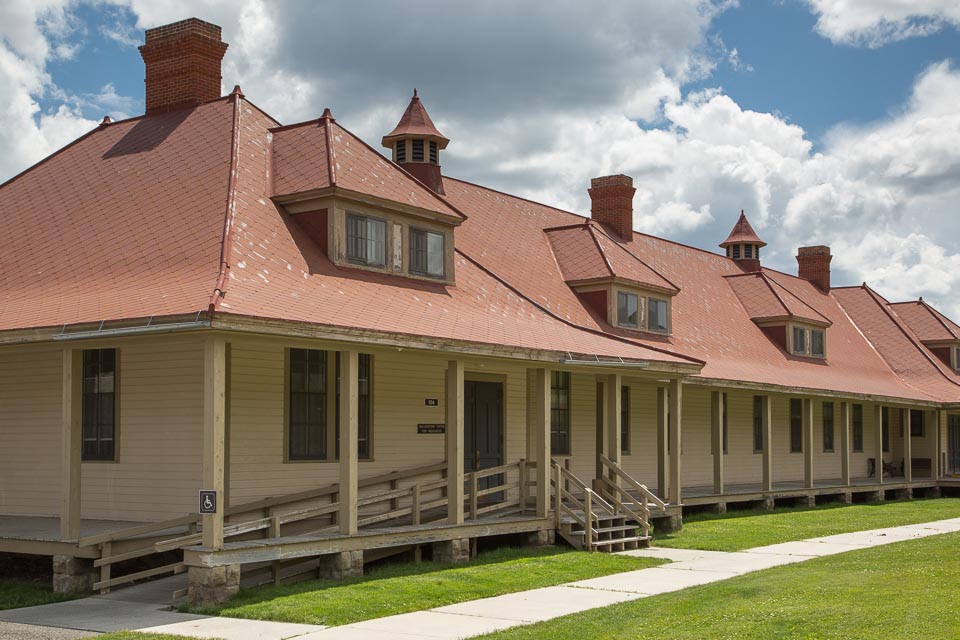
top-left (424, 398), bottom-right (439, 406)
top-left (199, 490), bottom-right (218, 514)
top-left (417, 423), bottom-right (445, 434)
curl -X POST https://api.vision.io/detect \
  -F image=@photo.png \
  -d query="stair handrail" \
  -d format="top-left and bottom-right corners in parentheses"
top-left (598, 454), bottom-right (667, 512)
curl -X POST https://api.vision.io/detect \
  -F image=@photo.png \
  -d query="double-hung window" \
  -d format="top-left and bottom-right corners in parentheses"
top-left (811, 329), bottom-right (825, 357)
top-left (790, 398), bottom-right (803, 453)
top-left (82, 348), bottom-right (117, 461)
top-left (648, 297), bottom-right (669, 333)
top-left (617, 292), bottom-right (639, 328)
top-left (551, 371), bottom-right (570, 455)
top-left (753, 395), bottom-right (764, 453)
top-left (409, 228), bottom-right (445, 278)
top-left (792, 327), bottom-right (807, 355)
top-left (621, 385), bottom-right (630, 454)
top-left (822, 402), bottom-right (834, 452)
top-left (346, 213), bottom-right (386, 267)
top-left (852, 404), bottom-right (864, 452)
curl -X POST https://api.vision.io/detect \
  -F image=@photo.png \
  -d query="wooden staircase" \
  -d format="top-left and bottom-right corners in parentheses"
top-left (552, 457), bottom-right (666, 552)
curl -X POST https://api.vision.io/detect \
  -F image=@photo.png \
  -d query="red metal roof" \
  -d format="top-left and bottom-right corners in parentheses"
top-left (720, 211), bottom-right (766, 248)
top-left (381, 90), bottom-right (449, 148)
top-left (889, 300), bottom-right (960, 342)
top-left (726, 272), bottom-right (830, 326)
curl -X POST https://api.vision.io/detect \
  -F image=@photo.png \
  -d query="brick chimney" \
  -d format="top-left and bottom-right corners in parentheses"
top-left (588, 175), bottom-right (636, 241)
top-left (139, 18), bottom-right (228, 115)
top-left (797, 245), bottom-right (832, 291)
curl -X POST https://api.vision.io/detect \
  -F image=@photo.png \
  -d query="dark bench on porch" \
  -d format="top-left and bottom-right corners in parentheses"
top-left (868, 458), bottom-right (931, 478)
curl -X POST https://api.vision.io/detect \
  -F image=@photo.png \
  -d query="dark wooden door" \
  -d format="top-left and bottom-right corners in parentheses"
top-left (465, 381), bottom-right (503, 494)
top-left (949, 416), bottom-right (960, 474)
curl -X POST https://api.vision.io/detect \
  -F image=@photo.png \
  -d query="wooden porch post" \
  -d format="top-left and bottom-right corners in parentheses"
top-left (903, 409), bottom-right (912, 483)
top-left (761, 395), bottom-right (772, 491)
top-left (60, 348), bottom-right (82, 541)
top-left (339, 350), bottom-right (359, 535)
top-left (656, 386), bottom-right (668, 501)
top-left (803, 398), bottom-right (814, 489)
top-left (874, 404), bottom-right (884, 486)
top-left (711, 391), bottom-right (724, 495)
top-left (533, 369), bottom-right (550, 518)
top-left (668, 378), bottom-right (682, 505)
top-left (605, 374), bottom-right (622, 485)
top-left (840, 401), bottom-right (851, 486)
top-left (202, 336), bottom-right (227, 549)
top-left (934, 410), bottom-right (945, 480)
top-left (446, 360), bottom-right (465, 525)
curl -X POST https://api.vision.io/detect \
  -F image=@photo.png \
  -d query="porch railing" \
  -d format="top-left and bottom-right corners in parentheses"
top-left (596, 454), bottom-right (667, 539)
top-left (551, 460), bottom-right (616, 551)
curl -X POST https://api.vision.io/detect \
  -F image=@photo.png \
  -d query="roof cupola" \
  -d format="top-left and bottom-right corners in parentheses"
top-left (382, 89), bottom-right (449, 195)
top-left (720, 210), bottom-right (766, 272)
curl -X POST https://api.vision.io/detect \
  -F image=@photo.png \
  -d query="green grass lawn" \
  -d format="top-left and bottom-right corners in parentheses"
top-left (183, 545), bottom-right (665, 626)
top-left (478, 531), bottom-right (960, 640)
top-left (0, 578), bottom-right (82, 611)
top-left (654, 496), bottom-right (960, 551)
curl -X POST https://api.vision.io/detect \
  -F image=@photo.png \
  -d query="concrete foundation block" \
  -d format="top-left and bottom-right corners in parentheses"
top-left (837, 492), bottom-right (853, 505)
top-left (710, 502), bottom-right (727, 514)
top-left (759, 496), bottom-right (776, 511)
top-left (526, 529), bottom-right (555, 547)
top-left (928, 486), bottom-right (942, 498)
top-left (652, 514), bottom-right (683, 534)
top-left (52, 555), bottom-right (96, 594)
top-left (798, 495), bottom-right (816, 508)
top-left (433, 538), bottom-right (471, 564)
top-left (896, 487), bottom-right (913, 500)
top-left (187, 564), bottom-right (241, 607)
top-left (866, 489), bottom-right (885, 503)
top-left (318, 550), bottom-right (364, 580)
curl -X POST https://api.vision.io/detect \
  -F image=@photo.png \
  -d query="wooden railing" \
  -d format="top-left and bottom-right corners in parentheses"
top-left (596, 454), bottom-right (667, 538)
top-left (551, 460), bottom-right (615, 551)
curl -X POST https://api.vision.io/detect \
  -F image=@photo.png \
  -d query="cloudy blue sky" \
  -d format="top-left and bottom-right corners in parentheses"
top-left (3, 1), bottom-right (960, 315)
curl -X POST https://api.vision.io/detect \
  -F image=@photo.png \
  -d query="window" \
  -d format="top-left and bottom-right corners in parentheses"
top-left (429, 141), bottom-right (438, 164)
top-left (409, 228), bottom-right (445, 278)
top-left (955, 347), bottom-right (960, 372)
top-left (744, 244), bottom-right (753, 259)
top-left (823, 402), bottom-right (834, 452)
top-left (648, 297), bottom-right (669, 333)
top-left (617, 291), bottom-right (639, 328)
top-left (396, 140), bottom-right (406, 163)
top-left (551, 372), bottom-right (570, 455)
top-left (753, 395), bottom-right (764, 453)
top-left (882, 407), bottom-right (890, 452)
top-left (346, 214), bottom-right (386, 267)
top-left (412, 139), bottom-right (425, 162)
top-left (621, 385), bottom-right (630, 454)
top-left (82, 348), bottom-right (117, 461)
top-left (722, 392), bottom-right (728, 454)
top-left (852, 404), bottom-right (864, 452)
top-left (289, 349), bottom-right (373, 461)
top-left (910, 409), bottom-right (924, 438)
top-left (289, 348), bottom-right (327, 460)
top-left (811, 329), bottom-right (825, 358)
top-left (790, 398), bottom-right (803, 453)
top-left (732, 245), bottom-right (741, 260)
top-left (792, 327), bottom-right (807, 355)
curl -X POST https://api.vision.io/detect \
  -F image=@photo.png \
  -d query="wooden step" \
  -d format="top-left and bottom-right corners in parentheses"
top-left (591, 536), bottom-right (651, 547)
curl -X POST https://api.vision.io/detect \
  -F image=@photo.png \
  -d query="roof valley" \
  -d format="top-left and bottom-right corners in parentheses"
top-left (210, 90), bottom-right (245, 312)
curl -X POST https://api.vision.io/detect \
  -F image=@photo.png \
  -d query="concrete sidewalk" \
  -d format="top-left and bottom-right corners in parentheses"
top-left (4, 517), bottom-right (960, 640)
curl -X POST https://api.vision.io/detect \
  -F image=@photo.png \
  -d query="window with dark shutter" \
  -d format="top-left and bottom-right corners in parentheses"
top-left (289, 348), bottom-right (327, 460)
top-left (82, 348), bottom-right (116, 461)
top-left (753, 395), bottom-right (764, 453)
top-left (823, 402), bottom-right (834, 452)
top-left (621, 385), bottom-right (630, 454)
top-left (852, 404), bottom-right (864, 452)
top-left (790, 398), bottom-right (803, 453)
top-left (551, 371), bottom-right (570, 455)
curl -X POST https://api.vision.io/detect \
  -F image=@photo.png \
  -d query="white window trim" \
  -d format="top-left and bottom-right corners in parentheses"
top-left (789, 323), bottom-right (826, 359)
top-left (609, 286), bottom-right (672, 335)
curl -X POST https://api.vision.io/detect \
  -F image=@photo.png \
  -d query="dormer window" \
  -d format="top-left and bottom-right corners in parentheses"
top-left (346, 213), bottom-right (386, 267)
top-left (648, 297), bottom-right (669, 333)
top-left (617, 291), bottom-right (640, 328)
top-left (955, 347), bottom-right (960, 372)
top-left (811, 329), bottom-right (825, 357)
top-left (410, 227), bottom-right (445, 278)
top-left (792, 326), bottom-right (806, 354)
top-left (790, 324), bottom-right (826, 358)
top-left (412, 139), bottom-right (425, 162)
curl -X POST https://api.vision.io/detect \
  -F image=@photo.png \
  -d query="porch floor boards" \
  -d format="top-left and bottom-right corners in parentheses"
top-left (0, 516), bottom-right (187, 543)
top-left (680, 475), bottom-right (937, 504)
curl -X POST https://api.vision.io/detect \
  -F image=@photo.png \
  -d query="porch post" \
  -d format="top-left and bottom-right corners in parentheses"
top-left (761, 395), bottom-right (773, 491)
top-left (803, 398), bottom-right (814, 489)
top-left (656, 386), bottom-right (668, 501)
top-left (903, 409), bottom-right (912, 483)
top-left (339, 350), bottom-right (359, 535)
top-left (533, 369), bottom-right (550, 518)
top-left (605, 374), bottom-right (622, 485)
top-left (874, 404), bottom-right (884, 485)
top-left (840, 401), bottom-right (851, 486)
top-left (668, 378), bottom-right (682, 505)
top-left (711, 391), bottom-right (724, 495)
top-left (202, 336), bottom-right (227, 549)
top-left (934, 410), bottom-right (945, 480)
top-left (60, 348), bottom-right (82, 541)
top-left (446, 359), bottom-right (465, 525)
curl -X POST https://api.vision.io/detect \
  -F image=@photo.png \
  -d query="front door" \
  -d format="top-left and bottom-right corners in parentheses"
top-left (464, 381), bottom-right (504, 495)
top-left (949, 416), bottom-right (960, 474)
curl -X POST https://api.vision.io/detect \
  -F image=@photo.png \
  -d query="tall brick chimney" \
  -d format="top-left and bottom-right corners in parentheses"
top-left (797, 245), bottom-right (832, 291)
top-left (588, 175), bottom-right (636, 241)
top-left (139, 18), bottom-right (228, 115)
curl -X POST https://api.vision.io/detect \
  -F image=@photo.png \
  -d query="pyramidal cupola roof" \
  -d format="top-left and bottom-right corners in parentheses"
top-left (720, 210), bottom-right (766, 248)
top-left (381, 89), bottom-right (449, 149)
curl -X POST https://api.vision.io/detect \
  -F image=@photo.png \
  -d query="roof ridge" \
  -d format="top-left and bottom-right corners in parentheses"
top-left (455, 248), bottom-right (705, 366)
top-left (765, 274), bottom-right (832, 325)
top-left (585, 224), bottom-right (615, 279)
top-left (209, 88), bottom-right (244, 312)
top-left (591, 223), bottom-right (682, 293)
top-left (861, 285), bottom-right (960, 389)
top-left (918, 299), bottom-right (960, 339)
